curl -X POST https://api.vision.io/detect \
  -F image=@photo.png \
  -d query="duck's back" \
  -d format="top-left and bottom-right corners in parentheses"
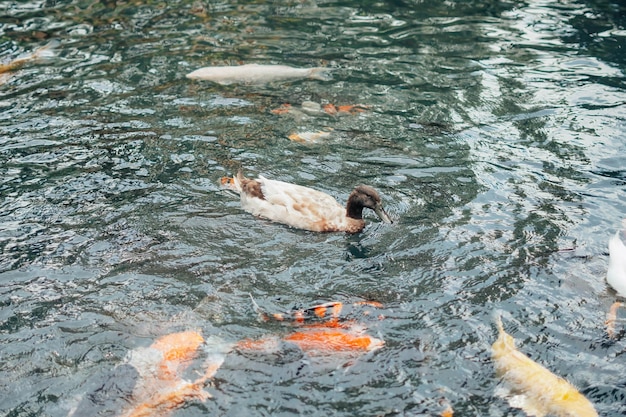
top-left (240, 176), bottom-right (354, 232)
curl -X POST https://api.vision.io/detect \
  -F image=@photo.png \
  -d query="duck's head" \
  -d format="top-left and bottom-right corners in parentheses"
top-left (346, 185), bottom-right (393, 224)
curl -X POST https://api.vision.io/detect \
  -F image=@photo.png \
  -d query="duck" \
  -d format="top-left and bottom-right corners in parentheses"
top-left (221, 171), bottom-right (392, 233)
top-left (607, 219), bottom-right (626, 297)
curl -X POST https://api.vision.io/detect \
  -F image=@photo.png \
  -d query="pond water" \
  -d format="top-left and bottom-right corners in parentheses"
top-left (1, 0), bottom-right (625, 416)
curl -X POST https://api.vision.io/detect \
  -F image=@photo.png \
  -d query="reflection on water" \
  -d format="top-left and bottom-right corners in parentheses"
top-left (1, 0), bottom-right (625, 416)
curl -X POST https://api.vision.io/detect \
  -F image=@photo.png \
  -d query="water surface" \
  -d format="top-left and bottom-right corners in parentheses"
top-left (1, 0), bottom-right (625, 416)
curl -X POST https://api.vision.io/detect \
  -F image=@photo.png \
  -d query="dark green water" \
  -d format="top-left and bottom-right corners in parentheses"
top-left (1, 0), bottom-right (625, 416)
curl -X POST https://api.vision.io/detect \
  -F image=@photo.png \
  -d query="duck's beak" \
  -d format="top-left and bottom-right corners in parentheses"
top-left (374, 204), bottom-right (393, 224)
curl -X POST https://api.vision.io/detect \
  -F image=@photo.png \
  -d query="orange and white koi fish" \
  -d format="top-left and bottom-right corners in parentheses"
top-left (186, 64), bottom-right (332, 85)
top-left (249, 297), bottom-right (383, 325)
top-left (236, 324), bottom-right (384, 355)
top-left (283, 326), bottom-right (384, 353)
top-left (288, 129), bottom-right (333, 143)
top-left (0, 40), bottom-right (58, 75)
top-left (322, 103), bottom-right (369, 115)
top-left (270, 101), bottom-right (369, 118)
top-left (237, 299), bottom-right (384, 355)
top-left (271, 101), bottom-right (326, 116)
top-left (492, 316), bottom-right (598, 417)
top-left (119, 330), bottom-right (224, 417)
top-left (70, 331), bottom-right (225, 417)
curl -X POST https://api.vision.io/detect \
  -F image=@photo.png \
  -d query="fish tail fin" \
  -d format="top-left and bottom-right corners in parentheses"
top-left (33, 40), bottom-right (60, 59)
top-left (309, 67), bottom-right (333, 81)
top-left (492, 311), bottom-right (517, 349)
top-left (202, 335), bottom-right (235, 355)
top-left (198, 335), bottom-right (232, 384)
top-left (249, 293), bottom-right (271, 322)
top-left (494, 311), bottom-right (505, 335)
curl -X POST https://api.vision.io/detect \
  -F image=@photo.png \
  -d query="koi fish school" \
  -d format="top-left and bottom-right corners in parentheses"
top-left (71, 300), bottom-right (387, 417)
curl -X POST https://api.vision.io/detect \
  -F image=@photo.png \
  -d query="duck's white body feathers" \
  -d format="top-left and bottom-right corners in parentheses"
top-left (607, 221), bottom-right (626, 298)
top-left (223, 172), bottom-right (392, 233)
top-left (233, 174), bottom-right (364, 233)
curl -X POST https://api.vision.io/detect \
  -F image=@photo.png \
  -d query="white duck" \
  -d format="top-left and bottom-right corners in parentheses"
top-left (607, 219), bottom-right (626, 297)
top-left (221, 171), bottom-right (392, 233)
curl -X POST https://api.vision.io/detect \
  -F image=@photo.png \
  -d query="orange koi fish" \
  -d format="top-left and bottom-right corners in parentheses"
top-left (323, 103), bottom-right (369, 115)
top-left (270, 103), bottom-right (292, 115)
top-left (236, 325), bottom-right (384, 355)
top-left (283, 326), bottom-right (384, 353)
top-left (0, 40), bottom-right (58, 75)
top-left (238, 298), bottom-right (384, 355)
top-left (147, 331), bottom-right (205, 380)
top-left (605, 301), bottom-right (624, 339)
top-left (492, 316), bottom-right (598, 417)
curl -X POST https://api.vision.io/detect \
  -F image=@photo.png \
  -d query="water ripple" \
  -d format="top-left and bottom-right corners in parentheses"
top-left (0, 0), bottom-right (625, 416)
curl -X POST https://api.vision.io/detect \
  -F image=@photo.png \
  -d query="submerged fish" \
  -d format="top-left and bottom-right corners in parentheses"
top-left (254, 299), bottom-right (383, 324)
top-left (70, 331), bottom-right (225, 417)
top-left (236, 324), bottom-right (384, 356)
top-left (185, 63), bottom-right (333, 85)
top-left (271, 101), bottom-right (369, 119)
top-left (0, 40), bottom-right (58, 75)
top-left (322, 103), bottom-right (369, 115)
top-left (288, 129), bottom-right (333, 143)
top-left (605, 301), bottom-right (624, 339)
top-left (492, 316), bottom-right (598, 417)
top-left (120, 331), bottom-right (225, 417)
top-left (283, 326), bottom-right (384, 353)
top-left (238, 298), bottom-right (384, 355)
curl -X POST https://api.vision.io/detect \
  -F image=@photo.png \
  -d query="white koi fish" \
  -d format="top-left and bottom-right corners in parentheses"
top-left (492, 315), bottom-right (598, 417)
top-left (185, 63), bottom-right (332, 85)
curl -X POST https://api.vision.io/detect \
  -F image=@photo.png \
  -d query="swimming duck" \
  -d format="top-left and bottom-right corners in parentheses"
top-left (222, 171), bottom-right (392, 233)
top-left (607, 219), bottom-right (626, 297)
